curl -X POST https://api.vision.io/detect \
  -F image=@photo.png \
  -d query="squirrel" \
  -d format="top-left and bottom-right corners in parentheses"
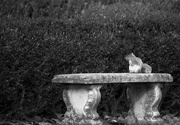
top-left (125, 53), bottom-right (152, 73)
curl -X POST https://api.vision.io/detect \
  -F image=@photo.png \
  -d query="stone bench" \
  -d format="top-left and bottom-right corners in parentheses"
top-left (52, 73), bottom-right (173, 125)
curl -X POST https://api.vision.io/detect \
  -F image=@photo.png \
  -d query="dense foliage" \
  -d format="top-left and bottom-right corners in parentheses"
top-left (0, 0), bottom-right (180, 124)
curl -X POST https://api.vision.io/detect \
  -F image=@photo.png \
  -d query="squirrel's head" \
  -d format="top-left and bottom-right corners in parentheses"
top-left (125, 53), bottom-right (136, 61)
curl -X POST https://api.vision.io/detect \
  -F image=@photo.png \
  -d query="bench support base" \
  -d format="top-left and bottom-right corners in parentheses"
top-left (61, 84), bottom-right (102, 125)
top-left (127, 83), bottom-right (162, 123)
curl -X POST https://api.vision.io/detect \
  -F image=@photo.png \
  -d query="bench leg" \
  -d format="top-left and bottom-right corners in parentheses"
top-left (127, 83), bottom-right (162, 123)
top-left (62, 84), bottom-right (102, 125)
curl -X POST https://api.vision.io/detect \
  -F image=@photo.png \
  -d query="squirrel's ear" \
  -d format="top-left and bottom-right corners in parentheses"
top-left (131, 53), bottom-right (135, 56)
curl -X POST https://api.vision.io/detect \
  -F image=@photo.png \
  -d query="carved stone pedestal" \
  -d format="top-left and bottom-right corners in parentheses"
top-left (62, 84), bottom-right (102, 125)
top-left (127, 83), bottom-right (163, 123)
top-left (52, 73), bottom-right (173, 124)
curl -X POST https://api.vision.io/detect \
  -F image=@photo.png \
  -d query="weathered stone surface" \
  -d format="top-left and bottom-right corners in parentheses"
top-left (52, 73), bottom-right (173, 124)
top-left (61, 84), bottom-right (102, 125)
top-left (52, 73), bottom-right (173, 84)
top-left (127, 83), bottom-right (163, 123)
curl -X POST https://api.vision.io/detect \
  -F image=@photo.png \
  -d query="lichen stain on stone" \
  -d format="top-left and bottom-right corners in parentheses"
top-left (127, 83), bottom-right (162, 123)
top-left (53, 73), bottom-right (173, 84)
top-left (61, 84), bottom-right (102, 125)
top-left (61, 118), bottom-right (103, 125)
top-left (144, 84), bottom-right (162, 122)
top-left (68, 87), bottom-right (88, 116)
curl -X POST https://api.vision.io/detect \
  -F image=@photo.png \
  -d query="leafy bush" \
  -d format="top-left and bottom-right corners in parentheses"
top-left (1, 0), bottom-right (180, 19)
